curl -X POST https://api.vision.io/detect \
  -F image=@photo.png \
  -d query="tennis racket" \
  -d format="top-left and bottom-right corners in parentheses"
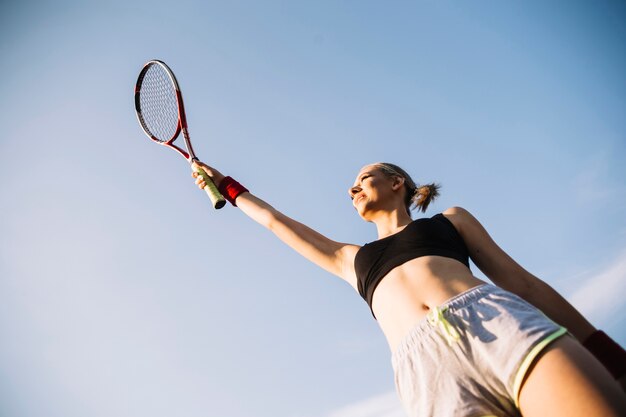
top-left (134, 59), bottom-right (226, 209)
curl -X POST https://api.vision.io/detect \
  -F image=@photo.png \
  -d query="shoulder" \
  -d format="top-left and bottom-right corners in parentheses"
top-left (442, 206), bottom-right (471, 216)
top-left (440, 206), bottom-right (485, 235)
top-left (442, 206), bottom-right (474, 224)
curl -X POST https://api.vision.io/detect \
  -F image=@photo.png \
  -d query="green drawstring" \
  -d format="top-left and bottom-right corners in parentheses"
top-left (427, 306), bottom-right (460, 346)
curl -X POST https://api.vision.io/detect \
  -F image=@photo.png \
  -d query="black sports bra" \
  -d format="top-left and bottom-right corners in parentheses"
top-left (354, 213), bottom-right (470, 316)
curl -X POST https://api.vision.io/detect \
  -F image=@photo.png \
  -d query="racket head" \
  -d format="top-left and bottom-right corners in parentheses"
top-left (135, 60), bottom-right (225, 209)
top-left (135, 60), bottom-right (184, 146)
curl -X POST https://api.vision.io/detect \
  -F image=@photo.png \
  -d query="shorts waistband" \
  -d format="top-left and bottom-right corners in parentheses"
top-left (391, 284), bottom-right (494, 365)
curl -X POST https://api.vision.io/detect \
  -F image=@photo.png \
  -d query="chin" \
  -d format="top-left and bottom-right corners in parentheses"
top-left (356, 209), bottom-right (374, 223)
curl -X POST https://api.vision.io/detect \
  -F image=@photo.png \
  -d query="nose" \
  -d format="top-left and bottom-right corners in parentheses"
top-left (349, 185), bottom-right (362, 199)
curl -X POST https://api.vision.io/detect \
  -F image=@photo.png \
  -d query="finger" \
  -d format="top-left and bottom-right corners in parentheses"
top-left (193, 160), bottom-right (209, 170)
top-left (191, 161), bottom-right (208, 176)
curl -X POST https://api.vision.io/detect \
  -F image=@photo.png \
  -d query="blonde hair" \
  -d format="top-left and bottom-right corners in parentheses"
top-left (371, 162), bottom-right (440, 215)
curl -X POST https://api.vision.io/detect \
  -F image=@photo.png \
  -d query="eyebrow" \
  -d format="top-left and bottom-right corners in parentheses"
top-left (350, 172), bottom-right (371, 190)
top-left (358, 171), bottom-right (372, 183)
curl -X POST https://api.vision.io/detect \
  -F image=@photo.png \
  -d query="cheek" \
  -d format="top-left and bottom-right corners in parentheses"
top-left (369, 180), bottom-right (387, 194)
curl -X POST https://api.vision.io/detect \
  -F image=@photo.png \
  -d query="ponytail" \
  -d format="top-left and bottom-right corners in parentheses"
top-left (411, 183), bottom-right (440, 213)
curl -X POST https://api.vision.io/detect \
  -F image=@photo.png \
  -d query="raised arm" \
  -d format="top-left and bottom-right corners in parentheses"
top-left (442, 206), bottom-right (596, 341)
top-left (192, 162), bottom-right (360, 288)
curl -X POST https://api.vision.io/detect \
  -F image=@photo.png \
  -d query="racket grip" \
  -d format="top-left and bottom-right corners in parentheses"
top-left (195, 167), bottom-right (226, 209)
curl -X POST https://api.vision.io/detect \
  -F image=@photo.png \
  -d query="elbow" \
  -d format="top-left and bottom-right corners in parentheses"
top-left (508, 268), bottom-right (548, 299)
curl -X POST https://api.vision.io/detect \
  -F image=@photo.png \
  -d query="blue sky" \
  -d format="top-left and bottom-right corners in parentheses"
top-left (1, 1), bottom-right (625, 416)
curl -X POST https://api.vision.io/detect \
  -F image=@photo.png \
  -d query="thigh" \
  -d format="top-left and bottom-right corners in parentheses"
top-left (518, 335), bottom-right (626, 417)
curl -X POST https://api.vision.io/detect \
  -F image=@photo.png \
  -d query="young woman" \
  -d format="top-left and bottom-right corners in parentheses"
top-left (192, 161), bottom-right (626, 417)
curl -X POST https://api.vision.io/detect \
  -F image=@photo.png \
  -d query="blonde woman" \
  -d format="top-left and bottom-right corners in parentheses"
top-left (193, 161), bottom-right (625, 417)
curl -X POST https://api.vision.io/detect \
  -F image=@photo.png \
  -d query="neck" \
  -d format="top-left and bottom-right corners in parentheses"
top-left (371, 209), bottom-right (413, 239)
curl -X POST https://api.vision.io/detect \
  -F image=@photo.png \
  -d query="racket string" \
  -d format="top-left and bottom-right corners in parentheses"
top-left (139, 65), bottom-right (179, 142)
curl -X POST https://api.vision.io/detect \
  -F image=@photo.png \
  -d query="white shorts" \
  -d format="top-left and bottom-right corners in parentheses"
top-left (391, 284), bottom-right (567, 417)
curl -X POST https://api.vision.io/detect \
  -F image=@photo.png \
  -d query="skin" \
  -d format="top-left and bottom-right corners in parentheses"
top-left (193, 162), bottom-right (626, 416)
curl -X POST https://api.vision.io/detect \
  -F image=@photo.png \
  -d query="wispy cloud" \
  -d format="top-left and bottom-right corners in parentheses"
top-left (321, 391), bottom-right (404, 417)
top-left (568, 249), bottom-right (626, 327)
top-left (571, 151), bottom-right (626, 209)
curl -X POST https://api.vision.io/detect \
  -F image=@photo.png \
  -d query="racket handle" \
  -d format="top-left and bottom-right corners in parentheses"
top-left (194, 167), bottom-right (226, 209)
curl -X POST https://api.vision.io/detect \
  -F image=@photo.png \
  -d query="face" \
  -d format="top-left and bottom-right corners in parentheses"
top-left (349, 165), bottom-right (403, 218)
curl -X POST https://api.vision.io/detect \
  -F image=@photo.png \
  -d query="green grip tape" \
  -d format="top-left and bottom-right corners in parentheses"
top-left (195, 168), bottom-right (226, 209)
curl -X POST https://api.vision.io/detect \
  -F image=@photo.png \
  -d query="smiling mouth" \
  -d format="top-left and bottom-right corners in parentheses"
top-left (353, 194), bottom-right (366, 206)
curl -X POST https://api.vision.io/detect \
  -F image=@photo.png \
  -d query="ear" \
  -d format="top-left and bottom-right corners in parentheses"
top-left (391, 176), bottom-right (405, 191)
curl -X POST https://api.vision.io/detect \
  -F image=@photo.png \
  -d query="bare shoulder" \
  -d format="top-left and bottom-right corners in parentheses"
top-left (441, 206), bottom-right (478, 230)
top-left (440, 206), bottom-right (493, 250)
top-left (441, 206), bottom-right (524, 283)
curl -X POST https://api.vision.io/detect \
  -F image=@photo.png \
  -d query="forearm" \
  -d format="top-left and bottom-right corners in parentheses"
top-left (236, 191), bottom-right (336, 257)
top-left (508, 273), bottom-right (596, 341)
top-left (212, 175), bottom-right (284, 229)
top-left (234, 191), bottom-right (278, 229)
top-left (233, 191), bottom-right (355, 279)
top-left (474, 254), bottom-right (597, 341)
top-left (495, 270), bottom-right (626, 385)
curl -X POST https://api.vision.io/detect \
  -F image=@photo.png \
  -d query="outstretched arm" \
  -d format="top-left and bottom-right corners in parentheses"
top-left (192, 162), bottom-right (360, 289)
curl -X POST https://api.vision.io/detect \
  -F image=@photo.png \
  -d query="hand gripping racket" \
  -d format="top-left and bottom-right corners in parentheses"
top-left (134, 60), bottom-right (226, 209)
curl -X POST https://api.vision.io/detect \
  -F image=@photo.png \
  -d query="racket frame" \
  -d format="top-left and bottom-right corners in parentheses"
top-left (135, 60), bottom-right (225, 209)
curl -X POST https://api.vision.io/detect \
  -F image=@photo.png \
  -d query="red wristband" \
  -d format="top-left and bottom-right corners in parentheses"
top-left (582, 330), bottom-right (626, 379)
top-left (218, 176), bottom-right (249, 207)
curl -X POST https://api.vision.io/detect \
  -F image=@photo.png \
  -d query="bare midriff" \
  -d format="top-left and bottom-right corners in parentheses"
top-left (371, 256), bottom-right (485, 351)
